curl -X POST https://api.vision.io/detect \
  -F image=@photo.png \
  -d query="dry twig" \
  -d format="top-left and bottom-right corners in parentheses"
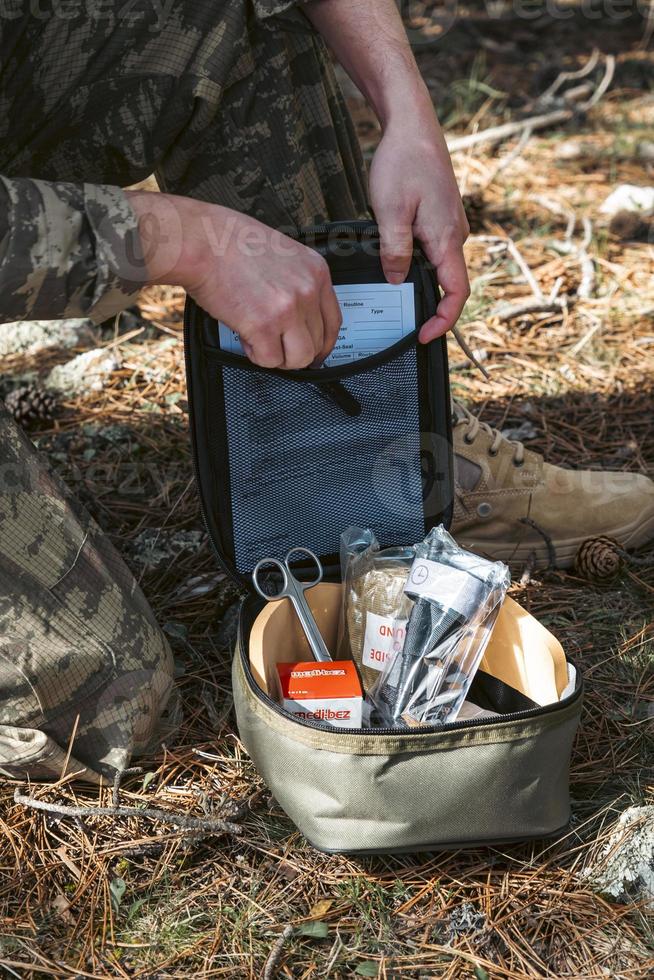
top-left (263, 925), bottom-right (294, 980)
top-left (540, 48), bottom-right (601, 101)
top-left (448, 50), bottom-right (613, 154)
top-left (493, 296), bottom-right (568, 323)
top-left (14, 786), bottom-right (243, 837)
top-left (447, 108), bottom-right (573, 154)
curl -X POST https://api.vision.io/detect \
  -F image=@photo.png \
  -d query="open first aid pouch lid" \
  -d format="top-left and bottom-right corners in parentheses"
top-left (184, 221), bottom-right (454, 587)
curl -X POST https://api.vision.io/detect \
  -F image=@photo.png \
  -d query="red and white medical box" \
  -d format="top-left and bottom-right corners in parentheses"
top-left (276, 661), bottom-right (363, 729)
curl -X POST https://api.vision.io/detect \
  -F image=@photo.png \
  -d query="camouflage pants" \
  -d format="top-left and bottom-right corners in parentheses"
top-left (0, 406), bottom-right (179, 782)
top-left (0, 2), bottom-right (369, 781)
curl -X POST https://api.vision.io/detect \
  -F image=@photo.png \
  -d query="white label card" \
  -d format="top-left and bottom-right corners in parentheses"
top-left (404, 558), bottom-right (475, 617)
top-left (362, 611), bottom-right (408, 672)
top-left (218, 282), bottom-right (416, 366)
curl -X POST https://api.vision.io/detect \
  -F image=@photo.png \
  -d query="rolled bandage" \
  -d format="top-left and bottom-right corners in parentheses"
top-left (339, 561), bottom-right (413, 695)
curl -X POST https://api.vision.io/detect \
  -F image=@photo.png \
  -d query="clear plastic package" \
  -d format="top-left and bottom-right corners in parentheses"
top-left (337, 527), bottom-right (415, 697)
top-left (369, 526), bottom-right (510, 727)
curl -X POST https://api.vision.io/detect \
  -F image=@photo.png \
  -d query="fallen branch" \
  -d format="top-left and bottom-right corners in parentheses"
top-left (474, 234), bottom-right (544, 300)
top-left (580, 55), bottom-right (615, 110)
top-left (493, 296), bottom-right (568, 323)
top-left (568, 316), bottom-right (603, 357)
top-left (447, 108), bottom-right (572, 154)
top-left (549, 277), bottom-right (565, 303)
top-left (112, 765), bottom-right (142, 808)
top-left (578, 249), bottom-right (595, 301)
top-left (532, 198), bottom-right (596, 300)
top-left (480, 124), bottom-right (533, 190)
top-left (507, 241), bottom-right (543, 300)
top-left (263, 925), bottom-right (294, 980)
top-left (571, 215), bottom-right (595, 300)
top-left (14, 786), bottom-right (243, 837)
top-left (451, 325), bottom-right (491, 380)
top-left (448, 50), bottom-right (613, 155)
top-left (540, 48), bottom-right (601, 102)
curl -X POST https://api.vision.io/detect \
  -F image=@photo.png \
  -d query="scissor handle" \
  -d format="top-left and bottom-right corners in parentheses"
top-left (252, 557), bottom-right (290, 601)
top-left (284, 547), bottom-right (323, 590)
top-left (251, 548), bottom-right (331, 662)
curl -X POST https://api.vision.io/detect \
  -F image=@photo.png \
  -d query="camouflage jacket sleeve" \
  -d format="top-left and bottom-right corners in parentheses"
top-left (253, 0), bottom-right (312, 18)
top-left (0, 177), bottom-right (146, 325)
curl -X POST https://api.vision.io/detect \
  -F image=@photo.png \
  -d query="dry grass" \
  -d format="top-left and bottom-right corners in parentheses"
top-left (1, 8), bottom-right (653, 978)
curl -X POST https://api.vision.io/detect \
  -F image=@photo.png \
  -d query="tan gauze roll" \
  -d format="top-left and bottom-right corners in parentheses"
top-left (338, 560), bottom-right (414, 695)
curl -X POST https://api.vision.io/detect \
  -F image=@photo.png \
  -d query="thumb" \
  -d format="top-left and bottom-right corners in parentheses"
top-left (378, 212), bottom-right (415, 285)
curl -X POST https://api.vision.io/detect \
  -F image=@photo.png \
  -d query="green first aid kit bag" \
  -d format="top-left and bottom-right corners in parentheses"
top-left (184, 221), bottom-right (583, 855)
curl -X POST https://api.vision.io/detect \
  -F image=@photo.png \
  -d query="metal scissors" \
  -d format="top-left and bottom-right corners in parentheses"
top-left (252, 547), bottom-right (332, 663)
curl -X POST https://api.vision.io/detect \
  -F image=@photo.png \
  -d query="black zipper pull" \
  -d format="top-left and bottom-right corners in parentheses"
top-left (315, 380), bottom-right (362, 417)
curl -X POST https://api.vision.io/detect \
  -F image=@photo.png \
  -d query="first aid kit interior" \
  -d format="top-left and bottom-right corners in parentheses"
top-left (184, 221), bottom-right (583, 854)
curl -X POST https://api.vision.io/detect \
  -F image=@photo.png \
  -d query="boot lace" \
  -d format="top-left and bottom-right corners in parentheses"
top-left (454, 402), bottom-right (525, 466)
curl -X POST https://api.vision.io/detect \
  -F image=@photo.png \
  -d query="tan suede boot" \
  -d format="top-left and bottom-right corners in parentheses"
top-left (450, 402), bottom-right (654, 570)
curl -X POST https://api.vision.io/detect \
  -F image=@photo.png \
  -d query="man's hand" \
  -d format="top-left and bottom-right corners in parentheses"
top-left (126, 192), bottom-right (341, 369)
top-left (369, 113), bottom-right (470, 342)
top-left (305, 0), bottom-right (470, 342)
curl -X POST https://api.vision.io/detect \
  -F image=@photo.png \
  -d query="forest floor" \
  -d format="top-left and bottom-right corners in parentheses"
top-left (1, 4), bottom-right (653, 978)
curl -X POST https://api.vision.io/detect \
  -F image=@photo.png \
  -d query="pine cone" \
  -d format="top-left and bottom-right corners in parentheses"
top-left (575, 536), bottom-right (624, 583)
top-left (4, 385), bottom-right (57, 429)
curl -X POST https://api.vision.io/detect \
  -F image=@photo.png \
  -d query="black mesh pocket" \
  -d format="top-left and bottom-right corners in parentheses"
top-left (198, 339), bottom-right (452, 577)
top-left (185, 222), bottom-right (453, 583)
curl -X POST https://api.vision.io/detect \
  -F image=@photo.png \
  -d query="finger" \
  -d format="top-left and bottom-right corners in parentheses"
top-left (418, 245), bottom-right (470, 342)
top-left (305, 306), bottom-right (325, 367)
top-left (315, 280), bottom-right (342, 365)
top-left (248, 331), bottom-right (284, 369)
top-left (378, 210), bottom-right (415, 285)
top-left (281, 325), bottom-right (317, 370)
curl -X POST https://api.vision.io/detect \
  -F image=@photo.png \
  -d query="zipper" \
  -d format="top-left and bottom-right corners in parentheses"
top-left (295, 220), bottom-right (381, 245)
top-left (209, 328), bottom-right (421, 382)
top-left (202, 219), bottom-right (428, 383)
top-left (237, 610), bottom-right (583, 737)
top-left (183, 301), bottom-right (245, 590)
